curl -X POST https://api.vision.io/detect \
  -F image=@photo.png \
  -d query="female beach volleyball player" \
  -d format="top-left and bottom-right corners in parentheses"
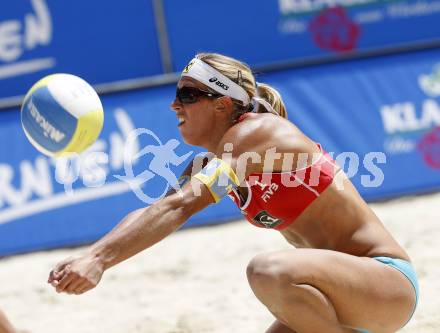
top-left (48, 53), bottom-right (419, 333)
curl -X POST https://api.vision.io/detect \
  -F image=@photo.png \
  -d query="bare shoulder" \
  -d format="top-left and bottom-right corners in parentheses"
top-left (218, 113), bottom-right (317, 157)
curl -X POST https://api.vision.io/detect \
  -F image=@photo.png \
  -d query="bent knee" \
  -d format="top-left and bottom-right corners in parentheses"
top-left (246, 251), bottom-right (300, 291)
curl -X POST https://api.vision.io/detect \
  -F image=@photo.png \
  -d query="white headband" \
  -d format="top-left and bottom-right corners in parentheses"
top-left (181, 58), bottom-right (278, 115)
top-left (181, 58), bottom-right (250, 105)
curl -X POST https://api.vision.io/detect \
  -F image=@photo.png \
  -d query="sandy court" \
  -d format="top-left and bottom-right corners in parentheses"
top-left (1, 192), bottom-right (439, 333)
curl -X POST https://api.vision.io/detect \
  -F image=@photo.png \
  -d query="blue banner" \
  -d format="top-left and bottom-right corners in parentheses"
top-left (2, 47), bottom-right (440, 256)
top-left (164, 0), bottom-right (440, 71)
top-left (0, 0), bottom-right (162, 101)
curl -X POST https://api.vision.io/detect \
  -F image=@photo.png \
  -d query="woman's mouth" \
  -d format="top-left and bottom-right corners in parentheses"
top-left (177, 115), bottom-right (185, 126)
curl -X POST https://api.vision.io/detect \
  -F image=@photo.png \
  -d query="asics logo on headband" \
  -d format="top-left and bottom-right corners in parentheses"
top-left (209, 77), bottom-right (229, 90)
top-left (181, 58), bottom-right (250, 105)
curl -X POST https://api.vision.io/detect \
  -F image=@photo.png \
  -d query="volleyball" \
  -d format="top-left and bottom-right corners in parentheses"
top-left (20, 73), bottom-right (104, 157)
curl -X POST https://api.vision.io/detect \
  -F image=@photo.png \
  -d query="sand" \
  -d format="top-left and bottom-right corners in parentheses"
top-left (1, 192), bottom-right (439, 333)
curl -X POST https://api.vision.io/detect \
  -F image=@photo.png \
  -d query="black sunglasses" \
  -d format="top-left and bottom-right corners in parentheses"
top-left (176, 86), bottom-right (222, 104)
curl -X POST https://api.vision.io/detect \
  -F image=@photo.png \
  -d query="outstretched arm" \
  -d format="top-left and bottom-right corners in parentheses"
top-left (98, 155), bottom-right (208, 240)
top-left (48, 180), bottom-right (213, 295)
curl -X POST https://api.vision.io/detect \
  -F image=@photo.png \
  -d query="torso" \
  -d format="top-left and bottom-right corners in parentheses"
top-left (225, 113), bottom-right (410, 260)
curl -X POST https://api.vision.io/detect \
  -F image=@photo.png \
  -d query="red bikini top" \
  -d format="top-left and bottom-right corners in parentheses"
top-left (228, 113), bottom-right (339, 230)
top-left (227, 146), bottom-right (339, 230)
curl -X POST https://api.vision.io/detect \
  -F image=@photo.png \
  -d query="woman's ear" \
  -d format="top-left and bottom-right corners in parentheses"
top-left (214, 96), bottom-right (233, 113)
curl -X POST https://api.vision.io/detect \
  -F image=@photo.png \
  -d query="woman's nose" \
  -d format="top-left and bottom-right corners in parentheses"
top-left (170, 98), bottom-right (182, 112)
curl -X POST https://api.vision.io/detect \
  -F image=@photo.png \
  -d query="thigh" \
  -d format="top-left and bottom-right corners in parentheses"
top-left (249, 249), bottom-right (416, 333)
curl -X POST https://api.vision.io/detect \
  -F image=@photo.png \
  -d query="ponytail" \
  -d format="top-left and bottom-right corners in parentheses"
top-left (254, 83), bottom-right (287, 119)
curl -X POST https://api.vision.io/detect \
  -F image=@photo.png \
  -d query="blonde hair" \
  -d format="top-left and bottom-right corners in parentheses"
top-left (195, 53), bottom-right (287, 120)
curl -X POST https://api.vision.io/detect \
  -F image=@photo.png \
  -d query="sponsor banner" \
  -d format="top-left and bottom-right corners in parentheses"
top-left (164, 0), bottom-right (440, 71)
top-left (2, 47), bottom-right (440, 255)
top-left (0, 0), bottom-right (162, 102)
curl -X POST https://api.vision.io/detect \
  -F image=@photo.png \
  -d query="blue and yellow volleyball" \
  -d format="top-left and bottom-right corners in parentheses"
top-left (20, 73), bottom-right (104, 157)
